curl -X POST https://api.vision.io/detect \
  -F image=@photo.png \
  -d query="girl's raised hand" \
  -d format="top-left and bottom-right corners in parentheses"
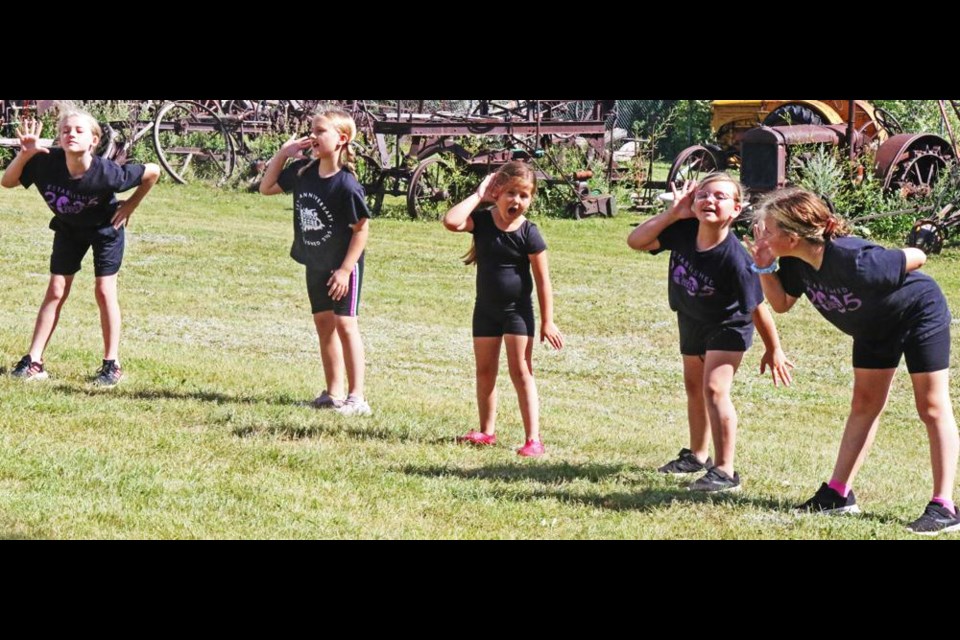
top-left (541, 321), bottom-right (564, 351)
top-left (280, 136), bottom-right (311, 160)
top-left (475, 174), bottom-right (496, 203)
top-left (669, 180), bottom-right (697, 219)
top-left (744, 226), bottom-right (777, 269)
top-left (15, 118), bottom-right (49, 155)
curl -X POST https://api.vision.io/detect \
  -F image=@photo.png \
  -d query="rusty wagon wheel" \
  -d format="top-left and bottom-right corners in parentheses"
top-left (667, 145), bottom-right (721, 189)
top-left (876, 133), bottom-right (955, 198)
top-left (353, 146), bottom-right (385, 216)
top-left (407, 155), bottom-right (463, 220)
top-left (153, 100), bottom-right (236, 185)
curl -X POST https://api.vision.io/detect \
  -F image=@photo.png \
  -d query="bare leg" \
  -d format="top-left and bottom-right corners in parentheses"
top-left (681, 355), bottom-right (711, 463)
top-left (911, 369), bottom-right (959, 501)
top-left (830, 368), bottom-right (896, 486)
top-left (27, 274), bottom-right (74, 362)
top-left (504, 333), bottom-right (539, 442)
top-left (313, 311), bottom-right (345, 397)
top-left (335, 315), bottom-right (365, 398)
top-left (94, 274), bottom-right (121, 361)
top-left (702, 350), bottom-right (744, 476)
top-left (473, 337), bottom-right (502, 435)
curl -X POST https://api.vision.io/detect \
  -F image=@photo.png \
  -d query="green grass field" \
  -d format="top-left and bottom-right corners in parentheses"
top-left (1, 180), bottom-right (958, 539)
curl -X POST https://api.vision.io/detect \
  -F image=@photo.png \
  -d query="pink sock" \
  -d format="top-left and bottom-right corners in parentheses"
top-left (932, 497), bottom-right (956, 515)
top-left (827, 479), bottom-right (850, 497)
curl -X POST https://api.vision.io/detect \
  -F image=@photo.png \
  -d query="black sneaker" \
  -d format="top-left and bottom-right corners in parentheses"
top-left (658, 448), bottom-right (713, 474)
top-left (907, 502), bottom-right (960, 535)
top-left (795, 483), bottom-right (861, 514)
top-left (11, 355), bottom-right (48, 381)
top-left (93, 360), bottom-right (122, 387)
top-left (688, 467), bottom-right (741, 493)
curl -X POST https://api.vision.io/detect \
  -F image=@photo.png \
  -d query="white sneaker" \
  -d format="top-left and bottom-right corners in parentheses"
top-left (336, 394), bottom-right (372, 416)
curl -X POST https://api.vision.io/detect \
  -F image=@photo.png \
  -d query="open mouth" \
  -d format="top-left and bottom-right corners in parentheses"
top-left (508, 205), bottom-right (519, 215)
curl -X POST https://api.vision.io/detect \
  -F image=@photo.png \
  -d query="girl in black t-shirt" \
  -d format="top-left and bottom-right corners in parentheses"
top-left (1, 110), bottom-right (160, 386)
top-left (751, 188), bottom-right (959, 534)
top-left (260, 108), bottom-right (372, 417)
top-left (443, 162), bottom-right (563, 457)
top-left (628, 174), bottom-right (792, 492)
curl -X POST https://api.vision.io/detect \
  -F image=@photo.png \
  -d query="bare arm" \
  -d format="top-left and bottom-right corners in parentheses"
top-left (1, 119), bottom-right (49, 189)
top-left (757, 272), bottom-right (798, 313)
top-left (752, 303), bottom-right (794, 387)
top-left (259, 136), bottom-right (310, 196)
top-left (328, 217), bottom-right (370, 300)
top-left (443, 174), bottom-right (494, 232)
top-left (903, 247), bottom-right (927, 272)
top-left (626, 180), bottom-right (696, 251)
top-left (530, 250), bottom-right (563, 350)
top-left (111, 163), bottom-right (161, 229)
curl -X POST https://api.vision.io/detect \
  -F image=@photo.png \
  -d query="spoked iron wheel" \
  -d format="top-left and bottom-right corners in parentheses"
top-left (667, 145), bottom-right (721, 189)
top-left (877, 134), bottom-right (955, 198)
top-left (354, 147), bottom-right (385, 215)
top-left (153, 100), bottom-right (235, 185)
top-left (407, 155), bottom-right (463, 220)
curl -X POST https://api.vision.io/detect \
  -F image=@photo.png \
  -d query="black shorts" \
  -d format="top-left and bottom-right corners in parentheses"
top-left (473, 300), bottom-right (535, 338)
top-left (678, 313), bottom-right (753, 356)
top-left (50, 218), bottom-right (125, 277)
top-left (306, 259), bottom-right (363, 316)
top-left (853, 325), bottom-right (951, 373)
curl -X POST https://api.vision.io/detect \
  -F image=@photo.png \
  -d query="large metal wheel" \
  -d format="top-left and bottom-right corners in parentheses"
top-left (153, 100), bottom-right (235, 185)
top-left (406, 155), bottom-right (463, 220)
top-left (762, 103), bottom-right (826, 127)
top-left (354, 147), bottom-right (385, 216)
top-left (876, 133), bottom-right (955, 198)
top-left (667, 145), bottom-right (720, 188)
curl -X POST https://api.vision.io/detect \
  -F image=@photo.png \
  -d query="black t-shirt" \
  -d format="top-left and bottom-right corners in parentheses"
top-left (652, 218), bottom-right (763, 326)
top-left (277, 162), bottom-right (370, 271)
top-left (19, 148), bottom-right (146, 229)
top-left (469, 208), bottom-right (547, 306)
top-left (778, 236), bottom-right (951, 340)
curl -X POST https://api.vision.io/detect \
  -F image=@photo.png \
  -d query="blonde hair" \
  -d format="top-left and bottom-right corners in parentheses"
top-left (298, 108), bottom-right (358, 178)
top-left (755, 187), bottom-right (850, 244)
top-left (463, 161), bottom-right (538, 265)
top-left (55, 104), bottom-right (102, 151)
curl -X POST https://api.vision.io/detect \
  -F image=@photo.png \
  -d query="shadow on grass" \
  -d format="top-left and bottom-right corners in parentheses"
top-left (1, 532), bottom-right (40, 540)
top-left (230, 418), bottom-right (455, 445)
top-left (52, 383), bottom-right (303, 407)
top-left (402, 462), bottom-right (795, 513)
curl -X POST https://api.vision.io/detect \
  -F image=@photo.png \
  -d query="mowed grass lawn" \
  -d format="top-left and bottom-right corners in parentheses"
top-left (1, 180), bottom-right (958, 539)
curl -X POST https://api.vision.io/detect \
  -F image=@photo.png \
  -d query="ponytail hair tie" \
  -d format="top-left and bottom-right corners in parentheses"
top-left (824, 218), bottom-right (837, 238)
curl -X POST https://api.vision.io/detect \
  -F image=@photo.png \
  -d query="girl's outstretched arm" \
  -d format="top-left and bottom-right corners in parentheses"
top-left (259, 136), bottom-right (310, 196)
top-left (752, 302), bottom-right (794, 387)
top-left (530, 250), bottom-right (563, 350)
top-left (111, 163), bottom-right (161, 229)
top-left (328, 217), bottom-right (369, 301)
top-left (443, 174), bottom-right (494, 232)
top-left (1, 119), bottom-right (50, 189)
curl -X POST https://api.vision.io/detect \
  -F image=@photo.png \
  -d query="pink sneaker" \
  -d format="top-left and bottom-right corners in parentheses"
top-left (517, 440), bottom-right (546, 457)
top-left (457, 430), bottom-right (497, 446)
